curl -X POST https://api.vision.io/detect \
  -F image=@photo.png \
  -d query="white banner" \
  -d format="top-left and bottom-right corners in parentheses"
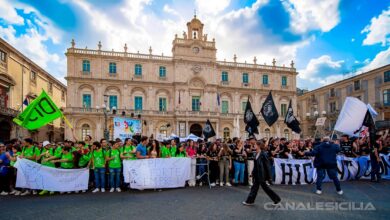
top-left (123, 158), bottom-right (191, 189)
top-left (274, 154), bottom-right (390, 185)
top-left (334, 97), bottom-right (367, 136)
top-left (15, 159), bottom-right (89, 192)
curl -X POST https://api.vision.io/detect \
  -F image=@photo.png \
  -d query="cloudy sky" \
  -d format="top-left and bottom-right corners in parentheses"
top-left (0, 0), bottom-right (389, 90)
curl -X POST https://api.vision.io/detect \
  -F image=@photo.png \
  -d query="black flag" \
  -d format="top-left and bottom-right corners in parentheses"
top-left (203, 119), bottom-right (216, 140)
top-left (261, 91), bottom-right (279, 127)
top-left (362, 110), bottom-right (376, 148)
top-left (244, 98), bottom-right (259, 135)
top-left (284, 100), bottom-right (301, 133)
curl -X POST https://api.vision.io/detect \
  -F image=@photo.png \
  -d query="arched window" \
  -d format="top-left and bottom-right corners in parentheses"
top-left (81, 124), bottom-right (91, 140)
top-left (265, 128), bottom-right (270, 139)
top-left (160, 125), bottom-right (167, 137)
top-left (284, 129), bottom-right (290, 140)
top-left (223, 127), bottom-right (230, 139)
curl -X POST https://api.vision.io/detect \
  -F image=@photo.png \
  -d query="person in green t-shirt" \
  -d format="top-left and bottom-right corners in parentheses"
top-left (170, 139), bottom-right (178, 157)
top-left (38, 141), bottom-right (56, 168)
top-left (19, 138), bottom-right (40, 196)
top-left (105, 140), bottom-right (122, 192)
top-left (20, 138), bottom-right (40, 162)
top-left (120, 138), bottom-right (136, 160)
top-left (160, 141), bottom-right (171, 158)
top-left (52, 146), bottom-right (74, 169)
top-left (91, 141), bottom-right (106, 193)
top-left (38, 141), bottom-right (55, 196)
top-left (76, 141), bottom-right (91, 168)
top-left (175, 143), bottom-right (188, 157)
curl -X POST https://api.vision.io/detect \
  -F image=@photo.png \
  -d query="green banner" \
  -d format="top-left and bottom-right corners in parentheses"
top-left (13, 90), bottom-right (63, 130)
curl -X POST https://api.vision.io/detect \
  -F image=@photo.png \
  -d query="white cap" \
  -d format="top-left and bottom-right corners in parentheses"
top-left (42, 141), bottom-right (50, 147)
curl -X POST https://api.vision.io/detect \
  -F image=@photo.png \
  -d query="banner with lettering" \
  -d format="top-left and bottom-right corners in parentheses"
top-left (15, 159), bottom-right (89, 192)
top-left (113, 117), bottom-right (142, 141)
top-left (274, 153), bottom-right (390, 185)
top-left (123, 158), bottom-right (191, 189)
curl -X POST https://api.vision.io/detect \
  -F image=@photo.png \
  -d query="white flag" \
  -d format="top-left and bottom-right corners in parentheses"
top-left (334, 97), bottom-right (367, 136)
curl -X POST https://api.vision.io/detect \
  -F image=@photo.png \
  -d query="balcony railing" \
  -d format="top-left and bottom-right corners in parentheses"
top-left (0, 107), bottom-right (19, 117)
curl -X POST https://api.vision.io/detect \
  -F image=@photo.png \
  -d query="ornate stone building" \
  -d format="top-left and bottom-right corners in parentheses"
top-left (297, 64), bottom-right (390, 138)
top-left (0, 37), bottom-right (67, 142)
top-left (64, 16), bottom-right (298, 141)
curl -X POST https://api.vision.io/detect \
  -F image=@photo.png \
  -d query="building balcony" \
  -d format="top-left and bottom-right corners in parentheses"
top-left (0, 107), bottom-right (19, 117)
top-left (220, 81), bottom-right (230, 86)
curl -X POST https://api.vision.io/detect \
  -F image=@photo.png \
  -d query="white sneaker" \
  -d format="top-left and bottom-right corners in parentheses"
top-left (0, 191), bottom-right (8, 196)
top-left (82, 190), bottom-right (86, 193)
top-left (92, 188), bottom-right (100, 193)
top-left (315, 190), bottom-right (322, 195)
top-left (32, 190), bottom-right (37, 195)
top-left (14, 191), bottom-right (21, 196)
top-left (337, 190), bottom-right (343, 195)
top-left (101, 188), bottom-right (105, 192)
top-left (196, 175), bottom-right (201, 180)
top-left (109, 188), bottom-right (115, 193)
top-left (226, 183), bottom-right (232, 187)
top-left (75, 191), bottom-right (80, 194)
top-left (199, 182), bottom-right (203, 186)
top-left (116, 188), bottom-right (121, 192)
top-left (67, 191), bottom-right (71, 194)
top-left (220, 183), bottom-right (223, 187)
top-left (210, 183), bottom-right (216, 187)
top-left (9, 190), bottom-right (17, 195)
top-left (20, 190), bottom-right (30, 196)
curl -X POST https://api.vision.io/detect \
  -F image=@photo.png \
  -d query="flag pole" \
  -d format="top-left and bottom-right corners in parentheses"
top-left (62, 114), bottom-right (73, 129)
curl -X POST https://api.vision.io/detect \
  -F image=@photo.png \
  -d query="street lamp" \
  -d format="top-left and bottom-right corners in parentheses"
top-left (103, 95), bottom-right (109, 141)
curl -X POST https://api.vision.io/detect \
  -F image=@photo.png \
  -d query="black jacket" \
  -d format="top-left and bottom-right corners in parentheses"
top-left (252, 151), bottom-right (271, 182)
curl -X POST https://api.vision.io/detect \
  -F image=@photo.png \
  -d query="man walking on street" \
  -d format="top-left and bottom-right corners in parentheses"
top-left (305, 136), bottom-right (343, 195)
top-left (243, 141), bottom-right (281, 206)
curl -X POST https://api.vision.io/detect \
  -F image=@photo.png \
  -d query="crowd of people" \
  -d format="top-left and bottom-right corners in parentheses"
top-left (0, 131), bottom-right (388, 197)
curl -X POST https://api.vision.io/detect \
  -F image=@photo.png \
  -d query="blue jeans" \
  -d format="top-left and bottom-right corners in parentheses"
top-left (109, 168), bottom-right (121, 188)
top-left (94, 168), bottom-right (105, 189)
top-left (197, 158), bottom-right (207, 182)
top-left (316, 168), bottom-right (341, 191)
top-left (234, 161), bottom-right (245, 183)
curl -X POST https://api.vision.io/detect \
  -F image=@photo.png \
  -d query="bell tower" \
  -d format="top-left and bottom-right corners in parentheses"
top-left (172, 15), bottom-right (217, 62)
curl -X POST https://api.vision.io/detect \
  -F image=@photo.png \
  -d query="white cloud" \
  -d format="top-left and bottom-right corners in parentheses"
top-left (0, 0), bottom-right (24, 25)
top-left (299, 55), bottom-right (344, 80)
top-left (360, 46), bottom-right (390, 72)
top-left (67, 0), bottom-right (306, 67)
top-left (361, 6), bottom-right (390, 46)
top-left (0, 1), bottom-right (65, 83)
top-left (282, 0), bottom-right (341, 33)
top-left (195, 0), bottom-right (231, 15)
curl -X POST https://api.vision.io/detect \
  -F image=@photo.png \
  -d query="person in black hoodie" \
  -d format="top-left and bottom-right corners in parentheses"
top-left (243, 141), bottom-right (281, 206)
top-left (305, 136), bottom-right (342, 195)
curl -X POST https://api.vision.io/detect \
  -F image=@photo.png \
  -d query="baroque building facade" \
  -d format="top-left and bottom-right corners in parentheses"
top-left (64, 16), bottom-right (298, 141)
top-left (297, 64), bottom-right (390, 138)
top-left (0, 37), bottom-right (67, 142)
